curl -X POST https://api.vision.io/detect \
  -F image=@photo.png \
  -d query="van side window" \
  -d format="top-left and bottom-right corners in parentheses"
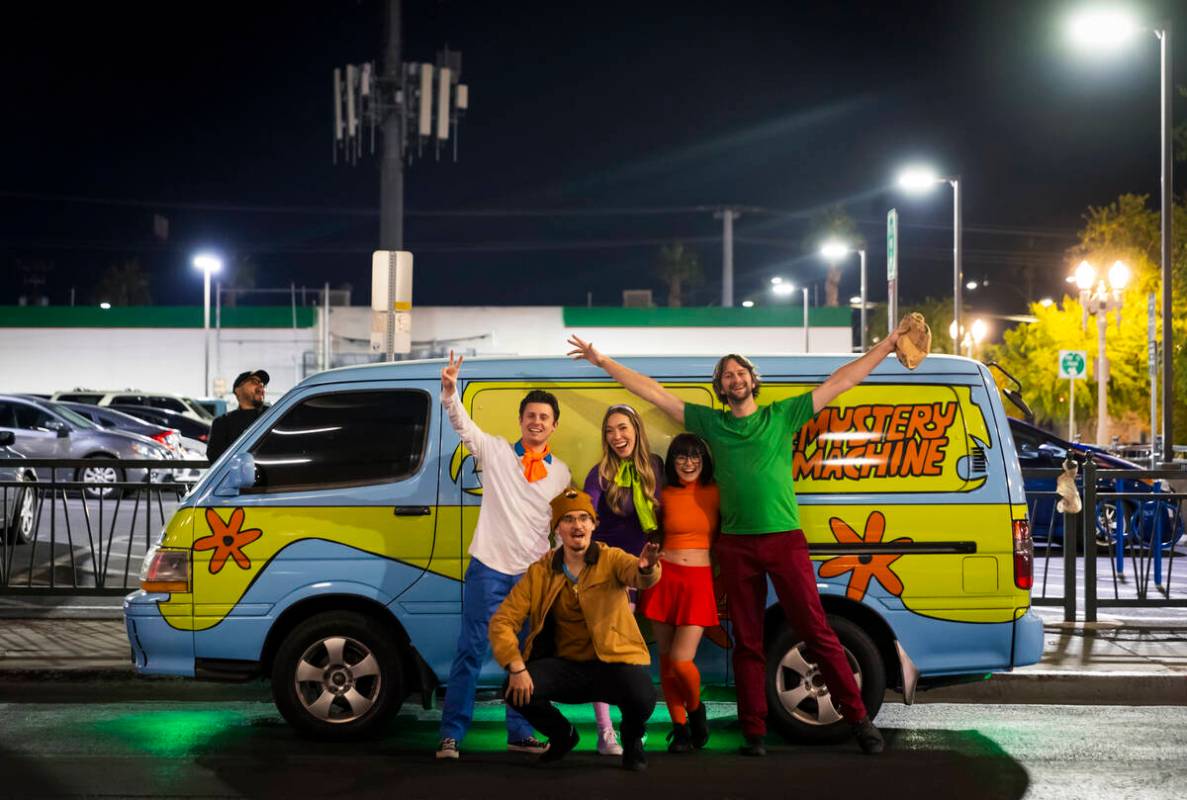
top-left (249, 390), bottom-right (429, 492)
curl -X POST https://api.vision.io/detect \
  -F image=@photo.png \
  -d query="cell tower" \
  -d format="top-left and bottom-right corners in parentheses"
top-left (332, 1), bottom-right (469, 250)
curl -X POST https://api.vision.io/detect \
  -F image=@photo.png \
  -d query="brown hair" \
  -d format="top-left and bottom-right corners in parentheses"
top-left (712, 354), bottom-right (762, 403)
top-left (597, 404), bottom-right (659, 516)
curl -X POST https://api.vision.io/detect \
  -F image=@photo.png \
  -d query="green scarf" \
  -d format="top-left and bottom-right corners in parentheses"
top-left (614, 460), bottom-right (658, 533)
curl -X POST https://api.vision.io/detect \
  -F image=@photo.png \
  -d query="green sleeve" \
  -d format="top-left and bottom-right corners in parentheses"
top-left (683, 402), bottom-right (714, 438)
top-left (780, 392), bottom-right (816, 435)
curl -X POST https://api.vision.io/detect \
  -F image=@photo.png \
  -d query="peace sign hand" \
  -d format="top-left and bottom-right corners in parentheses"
top-left (441, 350), bottom-right (464, 398)
top-left (566, 335), bottom-right (605, 368)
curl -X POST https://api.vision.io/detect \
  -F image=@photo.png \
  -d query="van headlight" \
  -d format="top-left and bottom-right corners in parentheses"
top-left (139, 546), bottom-right (191, 593)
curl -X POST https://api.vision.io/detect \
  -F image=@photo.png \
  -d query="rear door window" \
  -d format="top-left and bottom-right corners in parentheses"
top-left (149, 396), bottom-right (189, 413)
top-left (112, 394), bottom-right (147, 406)
top-left (249, 390), bottom-right (429, 493)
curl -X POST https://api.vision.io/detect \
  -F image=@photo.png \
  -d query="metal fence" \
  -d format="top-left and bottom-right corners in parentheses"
top-left (1, 459), bottom-right (206, 595)
top-left (1026, 463), bottom-right (1187, 622)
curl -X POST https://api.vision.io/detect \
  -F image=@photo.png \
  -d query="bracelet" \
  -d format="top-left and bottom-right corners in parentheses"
top-left (509, 667), bottom-right (527, 675)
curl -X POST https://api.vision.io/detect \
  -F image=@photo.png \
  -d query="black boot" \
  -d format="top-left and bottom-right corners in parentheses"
top-left (738, 733), bottom-right (766, 757)
top-left (687, 703), bottom-right (709, 749)
top-left (666, 722), bottom-right (692, 753)
top-left (621, 736), bottom-right (648, 771)
top-left (852, 718), bottom-right (884, 755)
top-left (537, 725), bottom-right (579, 765)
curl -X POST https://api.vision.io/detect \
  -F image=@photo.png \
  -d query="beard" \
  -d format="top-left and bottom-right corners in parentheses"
top-left (726, 384), bottom-right (753, 404)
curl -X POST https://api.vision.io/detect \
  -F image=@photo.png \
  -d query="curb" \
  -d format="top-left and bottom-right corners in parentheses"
top-left (905, 670), bottom-right (1187, 706)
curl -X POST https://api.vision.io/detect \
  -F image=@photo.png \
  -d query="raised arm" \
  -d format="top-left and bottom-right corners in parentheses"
top-left (441, 350), bottom-right (495, 459)
top-left (812, 317), bottom-right (910, 413)
top-left (567, 335), bottom-right (685, 424)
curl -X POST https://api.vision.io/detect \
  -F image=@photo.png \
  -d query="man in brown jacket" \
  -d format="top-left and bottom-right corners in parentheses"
top-left (489, 488), bottom-right (661, 770)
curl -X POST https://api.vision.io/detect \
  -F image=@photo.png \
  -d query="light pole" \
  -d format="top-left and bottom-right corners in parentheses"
top-left (821, 240), bottom-right (867, 350)
top-left (898, 166), bottom-right (962, 352)
top-left (192, 254), bottom-right (223, 397)
top-left (1067, 7), bottom-right (1174, 463)
top-left (770, 277), bottom-right (809, 352)
top-left (1073, 259), bottom-right (1130, 446)
top-left (947, 317), bottom-right (987, 359)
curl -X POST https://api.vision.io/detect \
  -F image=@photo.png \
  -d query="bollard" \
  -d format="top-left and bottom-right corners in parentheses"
top-left (1063, 510), bottom-right (1078, 622)
top-left (1082, 461), bottom-right (1097, 623)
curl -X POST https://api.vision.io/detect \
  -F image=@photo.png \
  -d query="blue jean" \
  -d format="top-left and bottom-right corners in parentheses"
top-left (439, 558), bottom-right (534, 742)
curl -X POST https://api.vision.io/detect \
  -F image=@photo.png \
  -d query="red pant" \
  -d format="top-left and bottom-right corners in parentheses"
top-left (715, 530), bottom-right (867, 735)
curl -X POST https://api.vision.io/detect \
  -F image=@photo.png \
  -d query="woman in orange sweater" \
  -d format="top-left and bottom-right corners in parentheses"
top-left (637, 433), bottom-right (720, 753)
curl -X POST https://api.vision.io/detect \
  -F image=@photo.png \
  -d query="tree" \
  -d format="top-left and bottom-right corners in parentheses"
top-left (222, 255), bottom-right (258, 308)
top-left (803, 206), bottom-right (865, 307)
top-left (986, 194), bottom-right (1187, 443)
top-left (91, 259), bottom-right (152, 305)
top-left (655, 242), bottom-right (702, 308)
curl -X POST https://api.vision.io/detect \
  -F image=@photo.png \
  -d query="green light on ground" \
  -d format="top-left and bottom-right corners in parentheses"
top-left (91, 710), bottom-right (249, 757)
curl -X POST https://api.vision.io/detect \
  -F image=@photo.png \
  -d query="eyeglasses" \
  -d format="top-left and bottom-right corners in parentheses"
top-left (673, 454), bottom-right (702, 464)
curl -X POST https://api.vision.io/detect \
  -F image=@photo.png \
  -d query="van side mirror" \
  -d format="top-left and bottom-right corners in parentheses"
top-left (214, 453), bottom-right (256, 497)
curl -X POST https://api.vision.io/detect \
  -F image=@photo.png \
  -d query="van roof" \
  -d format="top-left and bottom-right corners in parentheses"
top-left (300, 353), bottom-right (991, 386)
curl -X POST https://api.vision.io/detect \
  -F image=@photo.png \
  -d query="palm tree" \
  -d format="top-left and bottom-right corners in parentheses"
top-left (655, 242), bottom-right (703, 307)
top-left (804, 206), bottom-right (865, 307)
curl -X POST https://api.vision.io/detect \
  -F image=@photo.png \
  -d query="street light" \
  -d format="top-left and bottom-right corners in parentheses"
top-left (898, 164), bottom-right (962, 352)
top-left (947, 317), bottom-right (988, 359)
top-left (820, 239), bottom-right (868, 350)
top-left (769, 278), bottom-right (809, 352)
top-left (192, 253), bottom-right (223, 397)
top-left (1073, 259), bottom-right (1130, 445)
top-left (1065, 5), bottom-right (1174, 462)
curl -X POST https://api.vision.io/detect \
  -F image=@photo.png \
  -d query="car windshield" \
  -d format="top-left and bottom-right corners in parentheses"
top-left (186, 398), bottom-right (215, 420)
top-left (50, 404), bottom-right (97, 429)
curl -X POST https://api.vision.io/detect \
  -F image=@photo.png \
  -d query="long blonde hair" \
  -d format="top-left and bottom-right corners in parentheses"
top-left (597, 405), bottom-right (659, 516)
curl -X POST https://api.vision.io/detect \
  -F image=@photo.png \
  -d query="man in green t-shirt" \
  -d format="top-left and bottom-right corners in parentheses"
top-left (567, 319), bottom-right (909, 757)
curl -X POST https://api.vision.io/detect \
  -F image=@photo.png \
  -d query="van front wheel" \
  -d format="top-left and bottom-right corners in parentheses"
top-left (765, 616), bottom-right (885, 744)
top-left (271, 611), bottom-right (402, 740)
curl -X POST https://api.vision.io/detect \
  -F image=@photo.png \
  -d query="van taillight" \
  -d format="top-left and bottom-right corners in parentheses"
top-left (139, 547), bottom-right (190, 593)
top-left (1012, 520), bottom-right (1033, 590)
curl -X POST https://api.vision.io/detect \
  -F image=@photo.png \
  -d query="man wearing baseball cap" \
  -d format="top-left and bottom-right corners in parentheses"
top-left (489, 488), bottom-right (662, 771)
top-left (206, 369), bottom-right (269, 462)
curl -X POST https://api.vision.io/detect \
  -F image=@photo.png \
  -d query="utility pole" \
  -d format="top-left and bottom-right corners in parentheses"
top-left (380, 0), bottom-right (404, 250)
top-left (715, 208), bottom-right (739, 307)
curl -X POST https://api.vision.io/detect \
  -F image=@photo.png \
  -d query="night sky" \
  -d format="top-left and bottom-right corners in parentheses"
top-left (3, 0), bottom-right (1185, 314)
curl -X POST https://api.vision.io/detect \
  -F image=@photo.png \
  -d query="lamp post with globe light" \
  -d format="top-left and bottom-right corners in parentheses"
top-left (820, 239), bottom-right (867, 350)
top-left (1073, 259), bottom-right (1131, 445)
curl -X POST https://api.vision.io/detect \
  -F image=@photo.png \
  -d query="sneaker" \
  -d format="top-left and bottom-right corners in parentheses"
top-left (596, 727), bottom-right (624, 756)
top-left (852, 718), bottom-right (884, 755)
top-left (508, 736), bottom-right (549, 754)
top-left (435, 737), bottom-right (459, 760)
top-left (687, 703), bottom-right (709, 749)
top-left (665, 722), bottom-right (692, 753)
top-left (538, 725), bottom-right (580, 765)
top-left (738, 734), bottom-right (766, 757)
top-left (621, 736), bottom-right (648, 771)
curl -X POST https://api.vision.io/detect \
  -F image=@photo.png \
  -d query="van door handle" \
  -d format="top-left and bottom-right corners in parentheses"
top-left (394, 505), bottom-right (431, 516)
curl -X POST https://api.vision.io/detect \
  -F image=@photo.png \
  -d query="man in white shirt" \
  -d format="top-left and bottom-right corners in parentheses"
top-left (436, 351), bottom-right (573, 761)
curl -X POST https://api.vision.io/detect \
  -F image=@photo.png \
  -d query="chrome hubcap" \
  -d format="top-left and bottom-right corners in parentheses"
top-left (294, 636), bottom-right (382, 724)
top-left (774, 641), bottom-right (862, 726)
top-left (16, 488), bottom-right (35, 537)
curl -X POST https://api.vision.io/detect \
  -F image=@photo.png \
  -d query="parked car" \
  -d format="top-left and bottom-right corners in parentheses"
top-left (1010, 417), bottom-right (1184, 549)
top-left (0, 431), bottom-right (37, 544)
top-left (109, 405), bottom-right (211, 446)
top-left (52, 389), bottom-right (213, 423)
top-left (60, 402), bottom-right (182, 453)
top-left (0, 395), bottom-right (173, 499)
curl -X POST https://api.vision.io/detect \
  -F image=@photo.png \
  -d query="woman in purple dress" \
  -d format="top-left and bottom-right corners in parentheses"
top-left (582, 403), bottom-right (664, 755)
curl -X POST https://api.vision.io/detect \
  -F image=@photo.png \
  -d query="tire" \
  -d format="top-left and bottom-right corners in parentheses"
top-left (765, 615), bottom-right (885, 744)
top-left (271, 611), bottom-right (403, 740)
top-left (4, 481), bottom-right (36, 545)
top-left (76, 460), bottom-right (124, 500)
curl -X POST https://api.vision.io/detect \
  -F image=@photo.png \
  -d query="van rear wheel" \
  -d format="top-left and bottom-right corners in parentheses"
top-left (765, 616), bottom-right (885, 744)
top-left (271, 611), bottom-right (402, 740)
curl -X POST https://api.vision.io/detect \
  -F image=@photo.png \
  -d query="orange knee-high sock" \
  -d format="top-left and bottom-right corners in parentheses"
top-left (670, 659), bottom-right (703, 712)
top-left (659, 654), bottom-right (688, 724)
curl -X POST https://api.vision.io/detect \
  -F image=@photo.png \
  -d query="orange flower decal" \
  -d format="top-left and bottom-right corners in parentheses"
top-left (818, 511), bottom-right (911, 602)
top-left (193, 507), bottom-right (262, 574)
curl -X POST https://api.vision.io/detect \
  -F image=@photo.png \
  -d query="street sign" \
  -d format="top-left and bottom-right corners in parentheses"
top-left (886, 209), bottom-right (898, 281)
top-left (1058, 350), bottom-right (1087, 380)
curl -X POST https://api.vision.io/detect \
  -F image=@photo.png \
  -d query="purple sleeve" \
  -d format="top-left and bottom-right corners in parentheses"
top-left (651, 453), bottom-right (665, 494)
top-left (583, 466), bottom-right (604, 510)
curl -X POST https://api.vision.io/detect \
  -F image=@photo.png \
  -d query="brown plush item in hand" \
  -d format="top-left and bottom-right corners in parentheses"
top-left (895, 312), bottom-right (931, 369)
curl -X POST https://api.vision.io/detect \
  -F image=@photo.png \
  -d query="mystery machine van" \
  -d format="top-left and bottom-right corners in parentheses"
top-left (125, 354), bottom-right (1043, 741)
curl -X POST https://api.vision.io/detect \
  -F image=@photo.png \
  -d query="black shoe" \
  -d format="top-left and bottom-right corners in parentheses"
top-left (852, 718), bottom-right (884, 755)
top-left (738, 734), bottom-right (766, 757)
top-left (537, 725), bottom-right (579, 765)
top-left (666, 722), bottom-right (692, 753)
top-left (687, 703), bottom-right (709, 749)
top-left (622, 737), bottom-right (648, 771)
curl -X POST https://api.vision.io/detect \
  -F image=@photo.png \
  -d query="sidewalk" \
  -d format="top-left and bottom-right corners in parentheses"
top-left (1, 607), bottom-right (1183, 706)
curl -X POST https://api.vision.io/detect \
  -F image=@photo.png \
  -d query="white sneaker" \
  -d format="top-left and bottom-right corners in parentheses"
top-left (597, 727), bottom-right (623, 756)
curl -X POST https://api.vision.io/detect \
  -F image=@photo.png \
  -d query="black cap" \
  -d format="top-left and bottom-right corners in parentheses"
top-left (233, 370), bottom-right (270, 390)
